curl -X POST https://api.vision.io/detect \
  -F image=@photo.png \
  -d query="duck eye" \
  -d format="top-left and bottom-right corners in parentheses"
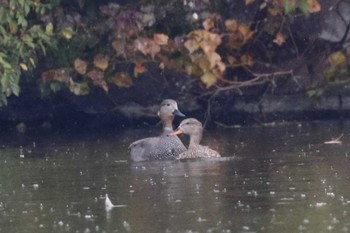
top-left (166, 104), bottom-right (170, 106)
top-left (186, 122), bottom-right (190, 125)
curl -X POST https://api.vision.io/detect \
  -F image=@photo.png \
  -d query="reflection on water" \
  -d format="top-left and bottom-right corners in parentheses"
top-left (1, 120), bottom-right (350, 232)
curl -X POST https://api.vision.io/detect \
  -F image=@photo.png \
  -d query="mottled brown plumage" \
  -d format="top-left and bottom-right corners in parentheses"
top-left (169, 118), bottom-right (221, 159)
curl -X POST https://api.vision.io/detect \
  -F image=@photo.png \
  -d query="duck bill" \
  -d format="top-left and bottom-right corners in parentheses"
top-left (173, 109), bottom-right (185, 117)
top-left (168, 129), bottom-right (184, 136)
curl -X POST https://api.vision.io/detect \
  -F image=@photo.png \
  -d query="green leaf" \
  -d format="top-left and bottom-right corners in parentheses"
top-left (49, 82), bottom-right (63, 93)
top-left (284, 0), bottom-right (295, 14)
top-left (46, 22), bottom-right (54, 36)
top-left (60, 27), bottom-right (74, 40)
top-left (298, 0), bottom-right (309, 13)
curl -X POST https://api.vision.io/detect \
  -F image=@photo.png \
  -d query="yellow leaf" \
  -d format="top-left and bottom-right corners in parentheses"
top-left (203, 17), bottom-right (215, 31)
top-left (225, 19), bottom-right (238, 32)
top-left (268, 7), bottom-right (280, 16)
top-left (153, 33), bottom-right (169, 45)
top-left (134, 38), bottom-right (161, 59)
top-left (195, 55), bottom-right (211, 73)
top-left (206, 52), bottom-right (221, 69)
top-left (273, 32), bottom-right (286, 46)
top-left (74, 58), bottom-right (87, 75)
top-left (112, 39), bottom-right (125, 56)
top-left (113, 72), bottom-right (133, 88)
top-left (240, 54), bottom-right (254, 66)
top-left (20, 63), bottom-right (28, 71)
top-left (308, 0), bottom-right (321, 13)
top-left (199, 33), bottom-right (222, 54)
top-left (86, 70), bottom-right (108, 91)
top-left (328, 51), bottom-right (347, 68)
top-left (29, 57), bottom-right (35, 67)
top-left (200, 72), bottom-right (217, 88)
top-left (184, 39), bottom-right (199, 54)
top-left (46, 22), bottom-right (53, 36)
top-left (93, 54), bottom-right (109, 71)
top-left (238, 24), bottom-right (254, 41)
top-left (68, 80), bottom-right (90, 95)
top-left (9, 21), bottom-right (17, 34)
top-left (216, 61), bottom-right (226, 73)
top-left (86, 70), bottom-right (104, 81)
top-left (60, 27), bottom-right (74, 40)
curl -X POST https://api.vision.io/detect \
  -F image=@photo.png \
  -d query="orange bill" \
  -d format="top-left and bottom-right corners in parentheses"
top-left (168, 130), bottom-right (184, 136)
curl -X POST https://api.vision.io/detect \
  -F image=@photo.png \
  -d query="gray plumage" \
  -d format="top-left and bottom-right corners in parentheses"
top-left (129, 99), bottom-right (186, 162)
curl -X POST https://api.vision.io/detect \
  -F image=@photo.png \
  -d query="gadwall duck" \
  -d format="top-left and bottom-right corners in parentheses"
top-left (129, 99), bottom-right (186, 161)
top-left (169, 118), bottom-right (221, 159)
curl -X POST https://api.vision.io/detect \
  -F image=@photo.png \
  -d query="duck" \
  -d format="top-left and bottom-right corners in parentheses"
top-left (169, 118), bottom-right (221, 159)
top-left (129, 99), bottom-right (187, 161)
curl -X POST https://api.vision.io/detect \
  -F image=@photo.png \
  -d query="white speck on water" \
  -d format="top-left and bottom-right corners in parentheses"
top-left (326, 192), bottom-right (335, 198)
top-left (331, 217), bottom-right (339, 224)
top-left (33, 184), bottom-right (39, 189)
top-left (303, 219), bottom-right (309, 224)
top-left (197, 217), bottom-right (207, 222)
top-left (301, 194), bottom-right (306, 198)
top-left (242, 226), bottom-right (250, 230)
top-left (123, 221), bottom-right (131, 231)
top-left (58, 221), bottom-right (64, 227)
top-left (192, 12), bottom-right (199, 20)
top-left (186, 210), bottom-right (196, 214)
top-left (39, 224), bottom-right (44, 228)
top-left (19, 146), bottom-right (24, 158)
top-left (270, 191), bottom-right (276, 195)
top-left (83, 187), bottom-right (90, 190)
top-left (315, 202), bottom-right (327, 208)
top-left (289, 187), bottom-right (296, 191)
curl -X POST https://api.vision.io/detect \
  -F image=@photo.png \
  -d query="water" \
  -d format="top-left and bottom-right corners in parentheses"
top-left (1, 120), bottom-right (350, 233)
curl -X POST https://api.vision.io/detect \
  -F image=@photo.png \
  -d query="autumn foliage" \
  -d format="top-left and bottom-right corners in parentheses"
top-left (3, 0), bottom-right (349, 103)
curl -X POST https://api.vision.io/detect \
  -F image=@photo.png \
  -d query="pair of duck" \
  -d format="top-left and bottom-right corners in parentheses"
top-left (129, 99), bottom-right (220, 162)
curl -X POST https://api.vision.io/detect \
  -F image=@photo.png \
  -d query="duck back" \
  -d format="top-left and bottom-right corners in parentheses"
top-left (129, 133), bottom-right (186, 161)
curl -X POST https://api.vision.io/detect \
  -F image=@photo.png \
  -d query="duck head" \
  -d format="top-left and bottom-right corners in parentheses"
top-left (169, 118), bottom-right (203, 137)
top-left (157, 99), bottom-right (185, 120)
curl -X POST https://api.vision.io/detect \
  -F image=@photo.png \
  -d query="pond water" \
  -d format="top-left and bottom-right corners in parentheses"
top-left (1, 120), bottom-right (350, 233)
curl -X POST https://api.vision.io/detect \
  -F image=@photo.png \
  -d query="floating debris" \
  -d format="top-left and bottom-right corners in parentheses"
top-left (324, 134), bottom-right (343, 144)
top-left (105, 194), bottom-right (126, 211)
